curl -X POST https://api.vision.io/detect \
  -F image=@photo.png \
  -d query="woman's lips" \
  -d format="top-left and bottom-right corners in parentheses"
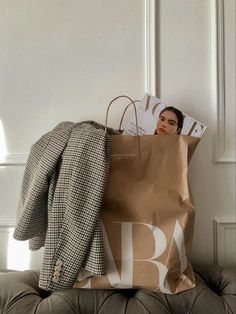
top-left (158, 128), bottom-right (167, 134)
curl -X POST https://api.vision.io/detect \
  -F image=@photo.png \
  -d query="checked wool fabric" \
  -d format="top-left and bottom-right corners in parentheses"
top-left (13, 121), bottom-right (117, 291)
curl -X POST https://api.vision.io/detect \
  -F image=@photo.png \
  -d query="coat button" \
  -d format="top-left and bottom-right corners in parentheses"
top-left (54, 265), bottom-right (61, 272)
top-left (56, 259), bottom-right (63, 267)
top-left (52, 277), bottom-right (59, 283)
top-left (54, 271), bottom-right (60, 277)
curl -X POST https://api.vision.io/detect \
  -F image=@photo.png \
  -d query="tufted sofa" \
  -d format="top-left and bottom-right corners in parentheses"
top-left (0, 264), bottom-right (235, 314)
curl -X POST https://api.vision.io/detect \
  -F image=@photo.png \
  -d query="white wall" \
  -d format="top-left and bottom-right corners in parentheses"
top-left (158, 0), bottom-right (235, 266)
top-left (0, 0), bottom-right (145, 151)
top-left (0, 0), bottom-right (235, 270)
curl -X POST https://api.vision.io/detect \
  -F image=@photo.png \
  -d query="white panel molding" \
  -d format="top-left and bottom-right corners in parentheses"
top-left (214, 217), bottom-right (236, 266)
top-left (0, 153), bottom-right (27, 166)
top-left (214, 0), bottom-right (235, 163)
top-left (145, 0), bottom-right (156, 95)
top-left (0, 219), bottom-right (16, 228)
top-left (1, 2), bottom-right (156, 167)
top-left (0, 219), bottom-right (43, 271)
top-left (0, 220), bottom-right (15, 270)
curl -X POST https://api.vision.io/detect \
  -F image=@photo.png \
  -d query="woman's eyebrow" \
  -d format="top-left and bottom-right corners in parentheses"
top-left (168, 119), bottom-right (177, 124)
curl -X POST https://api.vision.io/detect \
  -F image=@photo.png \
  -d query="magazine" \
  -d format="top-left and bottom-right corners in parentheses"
top-left (122, 94), bottom-right (207, 137)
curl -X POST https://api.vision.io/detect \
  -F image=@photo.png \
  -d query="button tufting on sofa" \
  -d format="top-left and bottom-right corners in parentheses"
top-left (0, 264), bottom-right (235, 314)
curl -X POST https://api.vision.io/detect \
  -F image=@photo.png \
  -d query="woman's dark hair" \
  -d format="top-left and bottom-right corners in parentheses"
top-left (159, 106), bottom-right (184, 134)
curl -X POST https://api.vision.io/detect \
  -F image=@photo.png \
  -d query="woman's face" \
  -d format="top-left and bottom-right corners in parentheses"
top-left (156, 111), bottom-right (179, 135)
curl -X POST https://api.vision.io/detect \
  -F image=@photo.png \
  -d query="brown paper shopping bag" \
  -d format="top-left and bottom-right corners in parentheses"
top-left (75, 96), bottom-right (200, 294)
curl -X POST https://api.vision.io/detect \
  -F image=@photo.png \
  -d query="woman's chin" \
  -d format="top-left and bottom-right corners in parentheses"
top-left (157, 129), bottom-right (167, 135)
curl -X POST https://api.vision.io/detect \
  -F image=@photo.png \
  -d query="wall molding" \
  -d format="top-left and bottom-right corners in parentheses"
top-left (0, 219), bottom-right (16, 228)
top-left (214, 0), bottom-right (236, 163)
top-left (0, 153), bottom-right (27, 166)
top-left (214, 217), bottom-right (236, 266)
top-left (0, 219), bottom-right (44, 271)
top-left (0, 220), bottom-right (15, 270)
top-left (145, 0), bottom-right (156, 95)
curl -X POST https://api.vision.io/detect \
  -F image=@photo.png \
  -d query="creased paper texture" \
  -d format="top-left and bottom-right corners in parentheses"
top-left (74, 135), bottom-right (200, 294)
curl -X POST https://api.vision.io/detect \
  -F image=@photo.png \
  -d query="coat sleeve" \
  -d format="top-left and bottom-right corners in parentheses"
top-left (39, 123), bottom-right (110, 291)
top-left (13, 122), bottom-right (75, 250)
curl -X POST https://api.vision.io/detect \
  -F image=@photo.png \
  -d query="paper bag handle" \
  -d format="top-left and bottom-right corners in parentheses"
top-left (118, 100), bottom-right (140, 131)
top-left (105, 95), bottom-right (139, 135)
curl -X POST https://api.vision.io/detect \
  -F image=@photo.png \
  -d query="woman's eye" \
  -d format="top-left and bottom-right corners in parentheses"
top-left (168, 121), bottom-right (177, 126)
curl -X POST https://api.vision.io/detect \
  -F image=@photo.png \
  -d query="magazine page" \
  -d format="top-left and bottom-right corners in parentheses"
top-left (122, 93), bottom-right (207, 138)
top-left (122, 94), bottom-right (165, 135)
top-left (181, 114), bottom-right (207, 137)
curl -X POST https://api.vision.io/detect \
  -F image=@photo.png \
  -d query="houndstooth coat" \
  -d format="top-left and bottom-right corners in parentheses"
top-left (13, 121), bottom-right (117, 291)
